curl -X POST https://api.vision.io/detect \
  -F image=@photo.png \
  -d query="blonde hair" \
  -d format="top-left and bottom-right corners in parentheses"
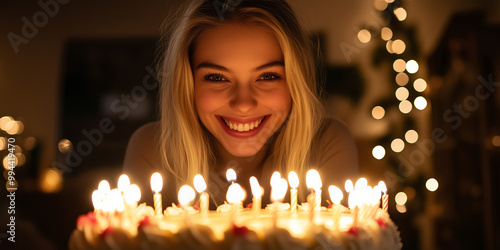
top-left (158, 0), bottom-right (323, 189)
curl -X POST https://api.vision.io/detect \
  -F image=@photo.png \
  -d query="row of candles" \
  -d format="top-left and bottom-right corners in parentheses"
top-left (91, 169), bottom-right (389, 228)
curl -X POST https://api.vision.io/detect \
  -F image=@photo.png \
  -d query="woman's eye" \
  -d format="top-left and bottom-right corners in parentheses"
top-left (204, 73), bottom-right (227, 82)
top-left (259, 72), bottom-right (281, 81)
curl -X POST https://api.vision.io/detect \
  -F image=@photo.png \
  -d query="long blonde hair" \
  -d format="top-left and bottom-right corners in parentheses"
top-left (158, 0), bottom-right (323, 188)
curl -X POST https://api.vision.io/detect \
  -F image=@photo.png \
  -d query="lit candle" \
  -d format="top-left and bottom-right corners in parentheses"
top-left (328, 185), bottom-right (343, 228)
top-left (226, 168), bottom-right (236, 184)
top-left (178, 185), bottom-right (196, 225)
top-left (92, 190), bottom-right (104, 214)
top-left (345, 179), bottom-right (353, 195)
top-left (117, 174), bottom-right (130, 193)
top-left (348, 189), bottom-right (359, 227)
top-left (270, 177), bottom-right (287, 227)
top-left (226, 182), bottom-right (246, 225)
top-left (98, 180), bottom-right (111, 194)
top-left (378, 181), bottom-right (389, 213)
top-left (249, 176), bottom-right (262, 216)
top-left (288, 171), bottom-right (299, 214)
top-left (150, 172), bottom-right (163, 217)
top-left (124, 184), bottom-right (141, 208)
top-left (194, 174), bottom-right (209, 220)
top-left (306, 169), bottom-right (322, 210)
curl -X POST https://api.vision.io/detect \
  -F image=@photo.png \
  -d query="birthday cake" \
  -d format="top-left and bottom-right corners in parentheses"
top-left (69, 171), bottom-right (403, 250)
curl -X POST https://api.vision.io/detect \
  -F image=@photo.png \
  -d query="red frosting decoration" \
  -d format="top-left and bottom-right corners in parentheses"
top-left (246, 203), bottom-right (253, 208)
top-left (100, 227), bottom-right (113, 238)
top-left (346, 226), bottom-right (359, 237)
top-left (139, 216), bottom-right (151, 228)
top-left (376, 218), bottom-right (387, 228)
top-left (327, 204), bottom-right (333, 209)
top-left (232, 224), bottom-right (249, 237)
top-left (76, 212), bottom-right (97, 227)
top-left (193, 205), bottom-right (200, 211)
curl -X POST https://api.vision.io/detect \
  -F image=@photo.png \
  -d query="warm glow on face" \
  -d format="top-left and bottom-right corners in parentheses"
top-left (406, 60), bottom-right (419, 74)
top-left (405, 130), bottom-right (419, 143)
top-left (393, 59), bottom-right (406, 72)
top-left (371, 106), bottom-right (385, 120)
top-left (399, 100), bottom-right (413, 114)
top-left (125, 184), bottom-right (141, 205)
top-left (150, 172), bottom-right (163, 193)
top-left (396, 73), bottom-right (409, 86)
top-left (372, 145), bottom-right (386, 160)
top-left (328, 185), bottom-right (343, 204)
top-left (178, 185), bottom-right (196, 206)
top-left (226, 169), bottom-right (236, 182)
top-left (414, 96), bottom-right (428, 110)
top-left (288, 171), bottom-right (299, 189)
top-left (381, 27), bottom-right (393, 41)
top-left (345, 180), bottom-right (353, 193)
top-left (357, 29), bottom-right (371, 43)
top-left (117, 174), bottom-right (130, 192)
top-left (98, 180), bottom-right (111, 193)
top-left (395, 87), bottom-right (409, 101)
top-left (413, 78), bottom-right (427, 92)
top-left (391, 138), bottom-right (405, 153)
top-left (426, 178), bottom-right (439, 192)
top-left (271, 178), bottom-right (288, 202)
top-left (250, 176), bottom-right (262, 198)
top-left (226, 183), bottom-right (246, 204)
top-left (194, 174), bottom-right (207, 193)
top-left (306, 169), bottom-right (322, 189)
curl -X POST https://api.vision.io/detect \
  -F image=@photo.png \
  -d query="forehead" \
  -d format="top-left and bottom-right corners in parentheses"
top-left (192, 23), bottom-right (283, 66)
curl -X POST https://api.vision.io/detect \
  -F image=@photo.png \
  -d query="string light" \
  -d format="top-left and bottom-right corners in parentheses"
top-left (357, 29), bottom-right (372, 44)
top-left (386, 40), bottom-right (394, 53)
top-left (399, 100), bottom-right (412, 114)
top-left (426, 178), bottom-right (439, 192)
top-left (395, 73), bottom-right (409, 86)
top-left (393, 59), bottom-right (406, 72)
top-left (405, 130), bottom-right (419, 144)
top-left (392, 39), bottom-right (406, 54)
top-left (406, 60), bottom-right (419, 74)
top-left (395, 87), bottom-right (409, 101)
top-left (372, 106), bottom-right (385, 120)
top-left (395, 192), bottom-right (407, 205)
top-left (381, 27), bottom-right (393, 41)
top-left (372, 145), bottom-right (386, 160)
top-left (414, 96), bottom-right (428, 110)
top-left (374, 0), bottom-right (388, 11)
top-left (391, 138), bottom-right (405, 153)
top-left (394, 8), bottom-right (407, 21)
top-left (413, 78), bottom-right (427, 92)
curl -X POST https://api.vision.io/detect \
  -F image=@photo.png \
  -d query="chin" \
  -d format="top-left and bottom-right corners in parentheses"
top-left (224, 140), bottom-right (266, 158)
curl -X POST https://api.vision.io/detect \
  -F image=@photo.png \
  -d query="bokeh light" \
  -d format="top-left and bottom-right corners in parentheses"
top-left (392, 39), bottom-right (406, 54)
top-left (372, 106), bottom-right (386, 120)
top-left (357, 29), bottom-right (372, 44)
top-left (14, 153), bottom-right (25, 167)
top-left (406, 60), bottom-right (419, 74)
top-left (0, 137), bottom-right (6, 151)
top-left (394, 7), bottom-right (407, 21)
top-left (493, 136), bottom-right (500, 147)
top-left (395, 192), bottom-right (408, 205)
top-left (405, 130), bottom-right (419, 144)
top-left (372, 145), bottom-right (386, 160)
top-left (24, 137), bottom-right (37, 151)
top-left (396, 204), bottom-right (407, 213)
top-left (399, 100), bottom-right (412, 114)
top-left (396, 73), bottom-right (409, 86)
top-left (391, 138), bottom-right (405, 153)
top-left (413, 78), bottom-right (427, 92)
top-left (0, 116), bottom-right (14, 131)
top-left (58, 139), bottom-right (73, 154)
top-left (386, 40), bottom-right (394, 53)
top-left (6, 121), bottom-right (24, 135)
top-left (40, 168), bottom-right (63, 193)
top-left (393, 59), bottom-right (406, 73)
top-left (396, 87), bottom-right (409, 101)
top-left (414, 96), bottom-right (428, 110)
top-left (426, 178), bottom-right (439, 192)
top-left (374, 0), bottom-right (388, 11)
top-left (3, 155), bottom-right (18, 170)
top-left (381, 27), bottom-right (393, 41)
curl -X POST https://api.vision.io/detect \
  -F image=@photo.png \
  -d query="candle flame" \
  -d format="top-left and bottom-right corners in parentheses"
top-left (125, 184), bottom-right (141, 205)
top-left (226, 169), bottom-right (236, 182)
top-left (98, 180), bottom-right (110, 193)
top-left (372, 185), bottom-right (381, 205)
top-left (250, 176), bottom-right (262, 198)
top-left (306, 169), bottom-right (321, 189)
top-left (354, 177), bottom-right (368, 191)
top-left (328, 185), bottom-right (343, 205)
top-left (150, 172), bottom-right (163, 192)
top-left (288, 171), bottom-right (299, 189)
top-left (271, 178), bottom-right (288, 202)
top-left (270, 171), bottom-right (281, 187)
top-left (378, 181), bottom-right (387, 193)
top-left (117, 174), bottom-right (130, 192)
top-left (193, 174), bottom-right (207, 193)
top-left (226, 183), bottom-right (246, 204)
top-left (348, 190), bottom-right (359, 209)
top-left (92, 190), bottom-right (103, 210)
top-left (178, 185), bottom-right (196, 206)
top-left (110, 189), bottom-right (125, 212)
top-left (345, 179), bottom-right (353, 193)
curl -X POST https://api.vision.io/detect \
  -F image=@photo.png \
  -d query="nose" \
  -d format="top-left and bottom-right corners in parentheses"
top-left (229, 85), bottom-right (257, 114)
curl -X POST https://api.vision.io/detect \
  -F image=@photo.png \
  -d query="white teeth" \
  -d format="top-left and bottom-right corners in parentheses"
top-left (223, 117), bottom-right (264, 132)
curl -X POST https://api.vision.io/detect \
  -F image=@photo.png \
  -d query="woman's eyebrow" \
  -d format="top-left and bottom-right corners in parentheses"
top-left (195, 61), bottom-right (284, 72)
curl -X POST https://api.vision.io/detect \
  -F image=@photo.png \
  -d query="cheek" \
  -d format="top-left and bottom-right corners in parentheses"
top-left (263, 87), bottom-right (292, 113)
top-left (194, 88), bottom-right (226, 116)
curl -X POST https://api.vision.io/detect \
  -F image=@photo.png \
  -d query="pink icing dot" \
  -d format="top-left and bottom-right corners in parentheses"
top-left (346, 226), bottom-right (359, 237)
top-left (246, 203), bottom-right (253, 209)
top-left (376, 218), bottom-right (387, 228)
top-left (232, 224), bottom-right (249, 237)
top-left (139, 216), bottom-right (151, 228)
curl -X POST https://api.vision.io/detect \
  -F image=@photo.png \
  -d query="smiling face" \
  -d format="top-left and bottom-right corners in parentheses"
top-left (192, 23), bottom-right (292, 157)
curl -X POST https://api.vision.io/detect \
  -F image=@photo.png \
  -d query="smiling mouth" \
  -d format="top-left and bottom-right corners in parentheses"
top-left (221, 116), bottom-right (266, 132)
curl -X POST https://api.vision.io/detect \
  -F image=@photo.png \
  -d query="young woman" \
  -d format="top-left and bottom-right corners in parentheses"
top-left (123, 0), bottom-right (358, 208)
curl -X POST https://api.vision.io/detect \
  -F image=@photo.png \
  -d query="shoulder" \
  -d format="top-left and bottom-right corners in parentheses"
top-left (123, 122), bottom-right (161, 174)
top-left (315, 118), bottom-right (355, 145)
top-left (128, 121), bottom-right (160, 145)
